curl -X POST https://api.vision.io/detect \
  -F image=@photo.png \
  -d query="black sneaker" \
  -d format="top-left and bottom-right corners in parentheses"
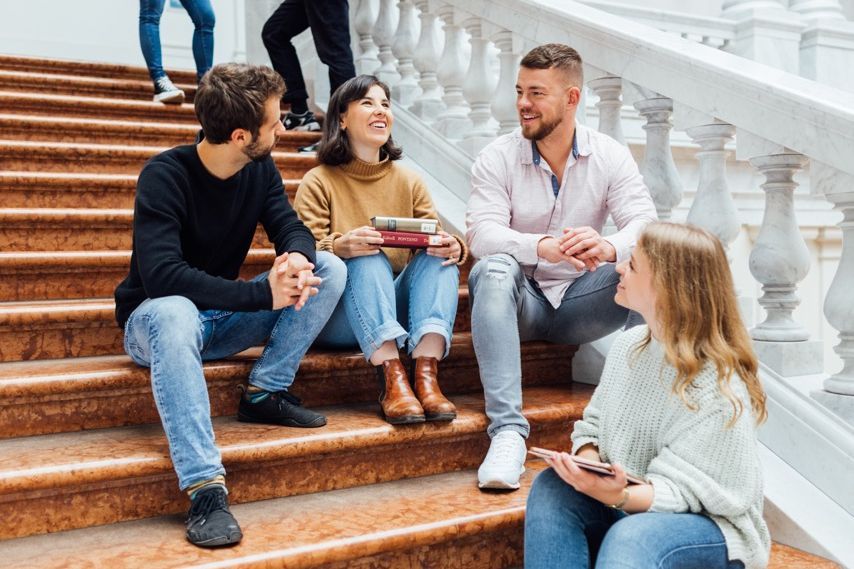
top-left (186, 486), bottom-right (243, 548)
top-left (283, 110), bottom-right (320, 131)
top-left (238, 388), bottom-right (327, 427)
top-left (153, 76), bottom-right (185, 104)
top-left (298, 142), bottom-right (319, 153)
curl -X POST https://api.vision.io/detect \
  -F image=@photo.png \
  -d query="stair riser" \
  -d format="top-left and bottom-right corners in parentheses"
top-left (0, 419), bottom-right (571, 540)
top-left (0, 76), bottom-right (197, 103)
top-left (0, 55), bottom-right (198, 83)
top-left (0, 96), bottom-right (199, 123)
top-left (0, 294), bottom-right (471, 362)
top-left (0, 150), bottom-right (313, 177)
top-left (0, 344), bottom-right (569, 437)
top-left (0, 183), bottom-right (299, 210)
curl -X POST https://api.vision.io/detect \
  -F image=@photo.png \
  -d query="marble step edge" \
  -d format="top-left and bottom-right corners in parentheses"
top-left (0, 462), bottom-right (835, 569)
top-left (0, 54), bottom-right (198, 83)
top-left (0, 90), bottom-right (198, 121)
top-left (0, 389), bottom-right (585, 539)
top-left (0, 69), bottom-right (197, 99)
top-left (0, 249), bottom-right (274, 272)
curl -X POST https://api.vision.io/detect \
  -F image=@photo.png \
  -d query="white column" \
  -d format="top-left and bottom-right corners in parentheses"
top-left (634, 97), bottom-right (683, 220)
top-left (721, 0), bottom-right (804, 74)
top-left (459, 17), bottom-right (497, 156)
top-left (721, 0), bottom-right (786, 16)
top-left (391, 0), bottom-right (420, 106)
top-left (410, 0), bottom-right (443, 120)
top-left (790, 0), bottom-right (846, 20)
top-left (791, 0), bottom-right (854, 93)
top-left (374, 0), bottom-right (400, 85)
top-left (685, 123), bottom-right (739, 248)
top-left (491, 31), bottom-right (522, 136)
top-left (434, 7), bottom-right (470, 138)
top-left (354, 0), bottom-right (381, 74)
top-left (588, 76), bottom-right (625, 146)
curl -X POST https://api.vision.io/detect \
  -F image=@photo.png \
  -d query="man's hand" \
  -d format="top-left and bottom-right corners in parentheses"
top-left (537, 237), bottom-right (585, 270)
top-left (333, 226), bottom-right (384, 259)
top-left (427, 231), bottom-right (462, 266)
top-left (558, 226), bottom-right (616, 272)
top-left (268, 251), bottom-right (322, 311)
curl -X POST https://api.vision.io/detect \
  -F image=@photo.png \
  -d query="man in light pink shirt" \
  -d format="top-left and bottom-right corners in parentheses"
top-left (467, 43), bottom-right (657, 490)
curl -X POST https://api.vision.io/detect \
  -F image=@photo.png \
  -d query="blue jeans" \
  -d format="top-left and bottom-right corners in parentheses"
top-left (122, 252), bottom-right (345, 490)
top-left (315, 251), bottom-right (459, 361)
top-left (525, 468), bottom-right (745, 569)
top-left (139, 0), bottom-right (215, 82)
top-left (468, 254), bottom-right (629, 438)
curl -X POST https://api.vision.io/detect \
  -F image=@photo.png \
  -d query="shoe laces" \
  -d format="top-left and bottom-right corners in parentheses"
top-left (188, 487), bottom-right (228, 521)
top-left (274, 390), bottom-right (302, 408)
top-left (155, 76), bottom-right (178, 91)
top-left (487, 433), bottom-right (523, 463)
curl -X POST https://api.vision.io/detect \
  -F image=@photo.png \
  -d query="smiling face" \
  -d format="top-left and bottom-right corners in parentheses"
top-left (340, 84), bottom-right (393, 155)
top-left (615, 247), bottom-right (657, 318)
top-left (242, 96), bottom-right (286, 162)
top-left (515, 66), bottom-right (579, 141)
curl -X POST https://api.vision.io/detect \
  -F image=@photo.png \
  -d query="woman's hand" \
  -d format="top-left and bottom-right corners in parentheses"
top-left (546, 452), bottom-right (628, 507)
top-left (333, 226), bottom-right (384, 259)
top-left (426, 231), bottom-right (461, 266)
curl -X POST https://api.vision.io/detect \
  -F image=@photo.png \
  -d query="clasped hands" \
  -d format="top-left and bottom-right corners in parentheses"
top-left (268, 251), bottom-right (322, 311)
top-left (537, 226), bottom-right (616, 271)
top-left (333, 226), bottom-right (461, 266)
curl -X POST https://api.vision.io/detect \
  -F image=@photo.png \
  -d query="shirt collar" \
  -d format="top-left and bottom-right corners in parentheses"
top-left (522, 124), bottom-right (589, 166)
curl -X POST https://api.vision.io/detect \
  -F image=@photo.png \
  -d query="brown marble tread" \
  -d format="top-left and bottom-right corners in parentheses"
top-left (0, 90), bottom-right (199, 122)
top-left (0, 70), bottom-right (197, 102)
top-left (0, 386), bottom-right (590, 538)
top-left (0, 462), bottom-right (835, 569)
top-left (0, 333), bottom-right (575, 437)
top-left (0, 54), bottom-right (198, 83)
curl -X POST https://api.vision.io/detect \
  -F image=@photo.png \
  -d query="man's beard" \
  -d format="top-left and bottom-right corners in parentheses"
top-left (244, 138), bottom-right (277, 162)
top-left (520, 113), bottom-right (562, 141)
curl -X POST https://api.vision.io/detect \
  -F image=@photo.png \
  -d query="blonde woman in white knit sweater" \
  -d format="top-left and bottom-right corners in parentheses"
top-left (525, 222), bottom-right (770, 569)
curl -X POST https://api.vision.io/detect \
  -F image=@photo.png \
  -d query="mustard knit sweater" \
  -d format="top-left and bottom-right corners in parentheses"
top-left (293, 157), bottom-right (467, 273)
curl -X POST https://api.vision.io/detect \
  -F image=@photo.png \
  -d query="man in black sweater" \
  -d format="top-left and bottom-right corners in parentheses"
top-left (114, 63), bottom-right (346, 548)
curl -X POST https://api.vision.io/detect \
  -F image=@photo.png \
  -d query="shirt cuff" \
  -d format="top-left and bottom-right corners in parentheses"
top-left (603, 232), bottom-right (633, 264)
top-left (520, 234), bottom-right (551, 266)
top-left (317, 233), bottom-right (343, 254)
top-left (571, 436), bottom-right (599, 455)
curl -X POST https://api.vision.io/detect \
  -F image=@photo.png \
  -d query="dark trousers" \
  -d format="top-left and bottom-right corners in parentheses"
top-left (261, 0), bottom-right (356, 109)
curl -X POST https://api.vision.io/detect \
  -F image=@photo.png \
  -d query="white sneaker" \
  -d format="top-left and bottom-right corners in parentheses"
top-left (477, 430), bottom-right (527, 490)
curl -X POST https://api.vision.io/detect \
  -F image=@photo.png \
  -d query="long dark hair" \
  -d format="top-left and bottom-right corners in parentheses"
top-left (317, 74), bottom-right (403, 166)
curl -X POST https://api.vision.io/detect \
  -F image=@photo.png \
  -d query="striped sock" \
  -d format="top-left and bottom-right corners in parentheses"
top-left (186, 475), bottom-right (227, 500)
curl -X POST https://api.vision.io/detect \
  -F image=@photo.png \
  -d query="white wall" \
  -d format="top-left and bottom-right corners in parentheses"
top-left (0, 0), bottom-right (246, 73)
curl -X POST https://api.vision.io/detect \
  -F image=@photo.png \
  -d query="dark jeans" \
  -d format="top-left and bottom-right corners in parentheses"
top-left (261, 0), bottom-right (356, 109)
top-left (139, 0), bottom-right (215, 83)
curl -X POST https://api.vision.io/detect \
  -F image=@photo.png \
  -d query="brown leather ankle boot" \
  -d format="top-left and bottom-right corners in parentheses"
top-left (376, 359), bottom-right (425, 424)
top-left (412, 356), bottom-right (457, 422)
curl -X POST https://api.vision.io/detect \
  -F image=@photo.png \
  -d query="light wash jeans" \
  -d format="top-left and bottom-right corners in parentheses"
top-left (525, 468), bottom-right (745, 569)
top-left (122, 252), bottom-right (346, 490)
top-left (315, 251), bottom-right (459, 361)
top-left (468, 253), bottom-right (630, 438)
top-left (139, 0), bottom-right (215, 82)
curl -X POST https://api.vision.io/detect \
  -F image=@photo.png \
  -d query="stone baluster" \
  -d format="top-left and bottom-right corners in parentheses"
top-left (491, 31), bottom-right (522, 136)
top-left (459, 17), bottom-right (497, 155)
top-left (789, 0), bottom-right (846, 21)
top-left (354, 0), bottom-right (380, 74)
top-left (410, 0), bottom-right (443, 120)
top-left (391, 0), bottom-right (420, 106)
top-left (434, 6), bottom-right (470, 138)
top-left (588, 76), bottom-right (625, 146)
top-left (374, 0), bottom-right (400, 85)
top-left (634, 97), bottom-right (683, 220)
top-left (685, 123), bottom-right (739, 248)
top-left (822, 192), bottom-right (854, 397)
top-left (747, 153), bottom-right (823, 376)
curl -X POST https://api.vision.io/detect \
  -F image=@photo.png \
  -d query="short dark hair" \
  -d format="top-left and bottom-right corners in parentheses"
top-left (520, 43), bottom-right (584, 87)
top-left (194, 63), bottom-right (285, 144)
top-left (317, 74), bottom-right (403, 166)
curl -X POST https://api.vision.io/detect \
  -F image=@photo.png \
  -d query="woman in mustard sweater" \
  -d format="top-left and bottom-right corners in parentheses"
top-left (294, 75), bottom-right (468, 425)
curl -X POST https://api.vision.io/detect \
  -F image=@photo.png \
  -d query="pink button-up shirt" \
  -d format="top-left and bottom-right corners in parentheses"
top-left (466, 125), bottom-right (657, 308)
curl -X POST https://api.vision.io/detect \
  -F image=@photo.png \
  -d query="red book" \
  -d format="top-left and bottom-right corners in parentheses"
top-left (378, 230), bottom-right (443, 248)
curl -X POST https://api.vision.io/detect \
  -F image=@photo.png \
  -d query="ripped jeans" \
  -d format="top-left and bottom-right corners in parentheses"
top-left (467, 253), bottom-right (629, 438)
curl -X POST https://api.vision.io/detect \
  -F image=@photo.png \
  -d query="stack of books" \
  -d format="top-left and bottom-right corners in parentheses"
top-left (370, 216), bottom-right (442, 248)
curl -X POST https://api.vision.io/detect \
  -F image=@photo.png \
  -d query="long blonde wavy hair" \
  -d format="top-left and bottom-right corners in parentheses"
top-left (634, 222), bottom-right (767, 425)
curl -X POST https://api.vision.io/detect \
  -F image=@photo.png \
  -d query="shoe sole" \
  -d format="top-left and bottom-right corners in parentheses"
top-left (426, 412), bottom-right (457, 422)
top-left (290, 123), bottom-right (321, 132)
top-left (187, 530), bottom-right (243, 548)
top-left (237, 411), bottom-right (327, 428)
top-left (384, 414), bottom-right (426, 425)
top-left (154, 92), bottom-right (185, 104)
top-left (477, 467), bottom-right (525, 490)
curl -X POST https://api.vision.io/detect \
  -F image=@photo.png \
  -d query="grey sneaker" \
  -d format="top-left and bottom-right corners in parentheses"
top-left (185, 486), bottom-right (242, 547)
top-left (153, 76), bottom-right (185, 104)
top-left (477, 430), bottom-right (527, 490)
top-left (283, 111), bottom-right (320, 131)
top-left (298, 142), bottom-right (319, 153)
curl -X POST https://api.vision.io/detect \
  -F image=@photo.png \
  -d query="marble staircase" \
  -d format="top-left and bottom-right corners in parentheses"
top-left (0, 54), bottom-right (832, 568)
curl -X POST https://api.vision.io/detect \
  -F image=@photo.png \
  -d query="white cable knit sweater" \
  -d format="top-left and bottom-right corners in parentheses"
top-left (571, 325), bottom-right (770, 569)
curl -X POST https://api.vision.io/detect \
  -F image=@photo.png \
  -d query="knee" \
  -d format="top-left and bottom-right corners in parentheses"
top-left (315, 252), bottom-right (347, 295)
top-left (143, 296), bottom-right (201, 342)
top-left (345, 252), bottom-right (391, 275)
top-left (261, 21), bottom-right (277, 48)
top-left (467, 254), bottom-right (521, 294)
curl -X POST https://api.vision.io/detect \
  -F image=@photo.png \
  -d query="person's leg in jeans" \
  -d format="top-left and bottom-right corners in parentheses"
top-left (261, 0), bottom-right (310, 114)
top-left (139, 0), bottom-right (168, 81)
top-left (395, 251), bottom-right (459, 420)
top-left (179, 0), bottom-right (216, 82)
top-left (304, 0), bottom-right (356, 96)
top-left (525, 468), bottom-right (625, 569)
top-left (596, 512), bottom-right (745, 569)
top-left (546, 264), bottom-right (629, 346)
